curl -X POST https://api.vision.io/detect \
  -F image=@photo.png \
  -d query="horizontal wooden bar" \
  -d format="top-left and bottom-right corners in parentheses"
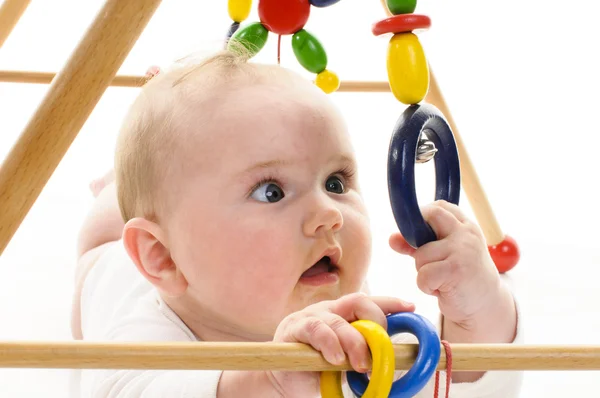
top-left (0, 70), bottom-right (392, 92)
top-left (1, 341), bottom-right (599, 371)
top-left (0, 70), bottom-right (150, 87)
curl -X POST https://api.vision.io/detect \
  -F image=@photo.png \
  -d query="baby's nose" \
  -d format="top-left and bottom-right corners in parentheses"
top-left (302, 205), bottom-right (343, 237)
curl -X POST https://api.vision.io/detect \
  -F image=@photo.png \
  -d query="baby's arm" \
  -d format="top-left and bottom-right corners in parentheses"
top-left (389, 201), bottom-right (521, 385)
top-left (71, 171), bottom-right (124, 339)
top-left (76, 171), bottom-right (123, 257)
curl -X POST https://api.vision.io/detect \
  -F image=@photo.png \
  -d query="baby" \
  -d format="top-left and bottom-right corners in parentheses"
top-left (70, 49), bottom-right (523, 397)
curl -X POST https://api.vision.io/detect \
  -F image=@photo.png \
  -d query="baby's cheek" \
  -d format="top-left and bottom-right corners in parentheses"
top-left (342, 210), bottom-right (372, 283)
top-left (212, 228), bottom-right (295, 332)
top-left (220, 224), bottom-right (294, 287)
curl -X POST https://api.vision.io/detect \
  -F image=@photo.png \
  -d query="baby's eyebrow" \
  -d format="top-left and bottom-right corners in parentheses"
top-left (334, 154), bottom-right (356, 167)
top-left (242, 159), bottom-right (292, 174)
top-left (239, 154), bottom-right (356, 177)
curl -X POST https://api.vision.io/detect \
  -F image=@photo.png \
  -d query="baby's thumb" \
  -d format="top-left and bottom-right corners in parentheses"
top-left (389, 233), bottom-right (417, 257)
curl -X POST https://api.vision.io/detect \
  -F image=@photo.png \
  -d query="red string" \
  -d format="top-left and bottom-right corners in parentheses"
top-left (277, 35), bottom-right (281, 65)
top-left (433, 340), bottom-right (452, 398)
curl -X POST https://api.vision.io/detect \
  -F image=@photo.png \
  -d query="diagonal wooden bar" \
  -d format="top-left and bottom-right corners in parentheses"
top-left (0, 0), bottom-right (163, 256)
top-left (424, 73), bottom-right (505, 245)
top-left (0, 0), bottom-right (31, 48)
top-left (424, 73), bottom-right (505, 244)
top-left (0, 70), bottom-right (393, 92)
top-left (1, 341), bottom-right (600, 371)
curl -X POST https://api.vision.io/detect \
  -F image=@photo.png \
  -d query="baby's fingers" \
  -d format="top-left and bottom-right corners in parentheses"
top-left (421, 203), bottom-right (462, 240)
top-left (332, 293), bottom-right (415, 328)
top-left (417, 260), bottom-right (453, 295)
top-left (285, 316), bottom-right (346, 366)
top-left (365, 295), bottom-right (416, 317)
top-left (297, 315), bottom-right (372, 373)
top-left (389, 232), bottom-right (417, 256)
top-left (323, 313), bottom-right (372, 373)
top-left (279, 314), bottom-right (373, 374)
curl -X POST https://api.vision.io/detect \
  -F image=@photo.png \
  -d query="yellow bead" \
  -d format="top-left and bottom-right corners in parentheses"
top-left (228, 0), bottom-right (252, 23)
top-left (387, 33), bottom-right (429, 104)
top-left (315, 69), bottom-right (340, 94)
top-left (320, 320), bottom-right (395, 398)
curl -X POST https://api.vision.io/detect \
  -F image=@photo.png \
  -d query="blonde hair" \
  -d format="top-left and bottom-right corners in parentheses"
top-left (114, 47), bottom-right (307, 223)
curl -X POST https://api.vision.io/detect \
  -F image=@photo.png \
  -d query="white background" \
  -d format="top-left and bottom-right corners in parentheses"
top-left (1, 0), bottom-right (600, 396)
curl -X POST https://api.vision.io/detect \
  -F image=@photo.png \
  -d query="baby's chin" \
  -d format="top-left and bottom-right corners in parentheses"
top-left (291, 284), bottom-right (359, 311)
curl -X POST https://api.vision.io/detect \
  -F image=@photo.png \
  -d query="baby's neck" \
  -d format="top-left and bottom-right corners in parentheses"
top-left (163, 295), bottom-right (273, 343)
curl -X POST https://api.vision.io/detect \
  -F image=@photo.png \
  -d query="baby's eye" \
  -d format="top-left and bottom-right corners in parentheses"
top-left (325, 176), bottom-right (345, 194)
top-left (251, 182), bottom-right (285, 203)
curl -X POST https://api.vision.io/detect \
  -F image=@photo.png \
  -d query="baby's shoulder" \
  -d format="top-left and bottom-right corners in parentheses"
top-left (80, 242), bottom-right (195, 342)
top-left (82, 241), bottom-right (141, 301)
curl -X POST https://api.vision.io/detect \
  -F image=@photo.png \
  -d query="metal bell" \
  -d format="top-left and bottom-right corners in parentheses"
top-left (416, 129), bottom-right (437, 163)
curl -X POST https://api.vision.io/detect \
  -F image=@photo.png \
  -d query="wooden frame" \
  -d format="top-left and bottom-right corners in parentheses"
top-left (1, 341), bottom-right (599, 371)
top-left (0, 0), bottom-right (31, 48)
top-left (0, 0), bottom-right (162, 255)
top-left (0, 0), bottom-right (531, 373)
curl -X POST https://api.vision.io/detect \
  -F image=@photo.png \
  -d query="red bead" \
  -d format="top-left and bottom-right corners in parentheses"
top-left (258, 0), bottom-right (311, 35)
top-left (372, 14), bottom-right (431, 36)
top-left (488, 235), bottom-right (520, 274)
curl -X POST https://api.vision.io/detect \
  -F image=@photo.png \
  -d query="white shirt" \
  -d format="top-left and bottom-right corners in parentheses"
top-left (72, 241), bottom-right (524, 397)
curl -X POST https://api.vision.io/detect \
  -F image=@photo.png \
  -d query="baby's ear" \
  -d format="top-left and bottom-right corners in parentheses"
top-left (122, 218), bottom-right (188, 297)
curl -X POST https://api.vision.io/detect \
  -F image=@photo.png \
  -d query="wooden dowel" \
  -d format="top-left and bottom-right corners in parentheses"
top-left (424, 71), bottom-right (505, 245)
top-left (0, 70), bottom-right (151, 87)
top-left (0, 0), bottom-right (162, 256)
top-left (338, 81), bottom-right (390, 93)
top-left (0, 0), bottom-right (31, 48)
top-left (0, 341), bottom-right (599, 371)
top-left (0, 70), bottom-right (391, 92)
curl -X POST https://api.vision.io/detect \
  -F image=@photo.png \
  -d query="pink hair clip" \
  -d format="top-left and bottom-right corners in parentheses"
top-left (144, 65), bottom-right (161, 80)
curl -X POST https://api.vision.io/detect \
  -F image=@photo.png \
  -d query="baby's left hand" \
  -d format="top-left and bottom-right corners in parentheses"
top-left (389, 200), bottom-right (516, 338)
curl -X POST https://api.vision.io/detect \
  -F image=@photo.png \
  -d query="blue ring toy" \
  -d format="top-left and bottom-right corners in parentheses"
top-left (347, 312), bottom-right (441, 397)
top-left (387, 103), bottom-right (461, 248)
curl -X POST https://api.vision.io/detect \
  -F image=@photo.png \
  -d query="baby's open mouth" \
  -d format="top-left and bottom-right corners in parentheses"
top-left (301, 256), bottom-right (339, 278)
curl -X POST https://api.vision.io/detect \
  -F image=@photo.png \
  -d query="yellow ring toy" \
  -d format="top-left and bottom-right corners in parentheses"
top-left (320, 320), bottom-right (395, 398)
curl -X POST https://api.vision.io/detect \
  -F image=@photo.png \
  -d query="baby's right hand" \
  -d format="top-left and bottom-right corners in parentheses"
top-left (267, 293), bottom-right (415, 397)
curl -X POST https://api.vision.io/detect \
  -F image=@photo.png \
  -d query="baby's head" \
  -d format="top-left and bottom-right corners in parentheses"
top-left (115, 49), bottom-right (372, 340)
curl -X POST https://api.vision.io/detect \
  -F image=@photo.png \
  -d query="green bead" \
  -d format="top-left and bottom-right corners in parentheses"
top-left (291, 29), bottom-right (327, 74)
top-left (228, 22), bottom-right (269, 57)
top-left (386, 0), bottom-right (417, 15)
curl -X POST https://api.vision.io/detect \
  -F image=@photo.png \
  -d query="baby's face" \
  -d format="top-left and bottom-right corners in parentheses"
top-left (165, 82), bottom-right (371, 339)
